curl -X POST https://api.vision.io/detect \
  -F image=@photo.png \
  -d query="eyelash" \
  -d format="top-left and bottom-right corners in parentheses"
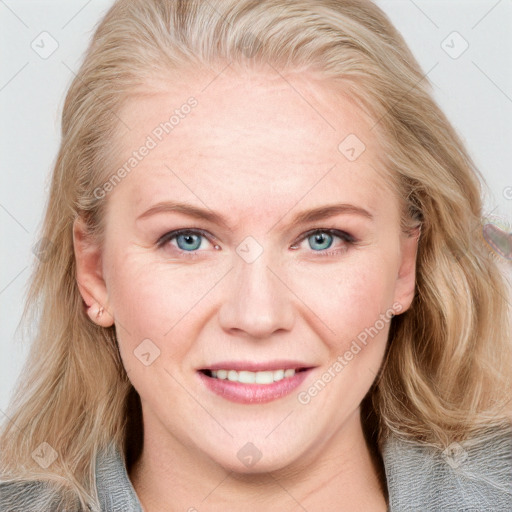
top-left (156, 228), bottom-right (357, 258)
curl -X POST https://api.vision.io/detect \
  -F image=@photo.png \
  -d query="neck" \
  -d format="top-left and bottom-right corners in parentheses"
top-left (129, 408), bottom-right (387, 512)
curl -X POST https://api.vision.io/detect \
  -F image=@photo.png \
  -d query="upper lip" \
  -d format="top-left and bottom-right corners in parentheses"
top-left (199, 360), bottom-right (316, 372)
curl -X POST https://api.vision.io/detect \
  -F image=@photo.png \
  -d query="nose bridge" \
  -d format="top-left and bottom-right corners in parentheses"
top-left (237, 252), bottom-right (277, 304)
top-left (218, 241), bottom-right (294, 337)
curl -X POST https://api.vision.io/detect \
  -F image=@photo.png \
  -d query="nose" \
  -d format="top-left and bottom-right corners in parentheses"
top-left (218, 250), bottom-right (295, 339)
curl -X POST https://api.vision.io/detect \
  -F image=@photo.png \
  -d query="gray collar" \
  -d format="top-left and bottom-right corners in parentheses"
top-left (95, 443), bottom-right (144, 512)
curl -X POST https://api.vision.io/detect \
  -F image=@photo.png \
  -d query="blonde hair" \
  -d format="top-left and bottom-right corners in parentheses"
top-left (1, 0), bottom-right (511, 509)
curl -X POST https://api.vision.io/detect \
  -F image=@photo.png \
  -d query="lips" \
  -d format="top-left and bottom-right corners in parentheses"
top-left (197, 360), bottom-right (316, 404)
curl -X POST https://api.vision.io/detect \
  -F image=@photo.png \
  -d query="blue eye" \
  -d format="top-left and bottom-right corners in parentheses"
top-left (176, 232), bottom-right (202, 251)
top-left (157, 229), bottom-right (214, 254)
top-left (308, 231), bottom-right (334, 251)
top-left (157, 228), bottom-right (356, 258)
top-left (292, 228), bottom-right (356, 255)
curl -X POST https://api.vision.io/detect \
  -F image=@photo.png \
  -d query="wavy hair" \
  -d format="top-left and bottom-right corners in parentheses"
top-left (1, 0), bottom-right (511, 509)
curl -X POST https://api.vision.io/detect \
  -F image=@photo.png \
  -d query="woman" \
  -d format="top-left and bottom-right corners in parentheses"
top-left (1, 0), bottom-right (511, 510)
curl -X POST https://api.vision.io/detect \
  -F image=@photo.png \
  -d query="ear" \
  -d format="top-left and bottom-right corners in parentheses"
top-left (393, 226), bottom-right (420, 314)
top-left (73, 216), bottom-right (115, 327)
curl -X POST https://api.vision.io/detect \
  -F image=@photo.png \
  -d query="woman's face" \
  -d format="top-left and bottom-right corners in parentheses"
top-left (75, 65), bottom-right (418, 473)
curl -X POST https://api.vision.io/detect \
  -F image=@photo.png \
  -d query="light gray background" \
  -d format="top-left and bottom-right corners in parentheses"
top-left (1, 0), bottom-right (511, 413)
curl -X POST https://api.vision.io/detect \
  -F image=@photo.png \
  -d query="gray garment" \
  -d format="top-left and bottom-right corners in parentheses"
top-left (1, 427), bottom-right (511, 511)
top-left (382, 428), bottom-right (512, 511)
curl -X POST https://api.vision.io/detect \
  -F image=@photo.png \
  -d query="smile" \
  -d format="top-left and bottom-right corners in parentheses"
top-left (197, 365), bottom-right (314, 404)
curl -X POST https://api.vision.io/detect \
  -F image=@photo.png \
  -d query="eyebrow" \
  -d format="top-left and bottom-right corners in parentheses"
top-left (136, 200), bottom-right (373, 227)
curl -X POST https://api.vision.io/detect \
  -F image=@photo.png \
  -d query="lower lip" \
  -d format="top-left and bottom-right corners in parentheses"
top-left (197, 369), bottom-right (313, 404)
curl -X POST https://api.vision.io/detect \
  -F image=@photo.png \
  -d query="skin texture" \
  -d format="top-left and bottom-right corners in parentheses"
top-left (74, 63), bottom-right (419, 511)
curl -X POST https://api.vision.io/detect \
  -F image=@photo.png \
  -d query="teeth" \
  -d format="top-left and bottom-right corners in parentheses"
top-left (273, 369), bottom-right (284, 381)
top-left (209, 368), bottom-right (297, 383)
top-left (238, 371), bottom-right (256, 384)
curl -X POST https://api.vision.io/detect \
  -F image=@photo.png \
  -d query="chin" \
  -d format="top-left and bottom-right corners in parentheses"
top-left (200, 435), bottom-right (310, 476)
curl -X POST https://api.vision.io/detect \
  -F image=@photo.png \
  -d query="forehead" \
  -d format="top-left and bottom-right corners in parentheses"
top-left (108, 66), bottom-right (392, 220)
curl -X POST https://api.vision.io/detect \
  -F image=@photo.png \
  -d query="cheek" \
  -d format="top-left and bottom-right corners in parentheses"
top-left (105, 252), bottom-right (224, 363)
top-left (291, 252), bottom-right (398, 347)
top-left (109, 262), bottom-right (168, 335)
top-left (292, 257), bottom-right (397, 412)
